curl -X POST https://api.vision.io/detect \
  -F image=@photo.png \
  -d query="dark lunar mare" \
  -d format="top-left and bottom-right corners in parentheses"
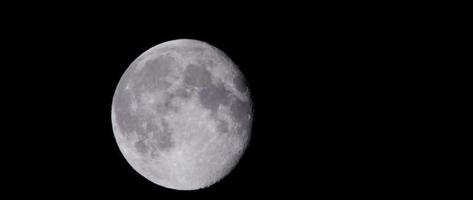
top-left (233, 74), bottom-right (248, 94)
top-left (151, 119), bottom-right (174, 151)
top-left (183, 63), bottom-right (233, 113)
top-left (230, 99), bottom-right (252, 135)
top-left (182, 63), bottom-right (252, 136)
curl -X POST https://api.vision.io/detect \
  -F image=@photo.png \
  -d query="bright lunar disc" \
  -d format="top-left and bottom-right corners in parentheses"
top-left (111, 39), bottom-right (253, 190)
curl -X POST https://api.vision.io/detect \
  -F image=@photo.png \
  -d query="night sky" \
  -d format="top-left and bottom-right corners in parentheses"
top-left (1, 3), bottom-right (435, 198)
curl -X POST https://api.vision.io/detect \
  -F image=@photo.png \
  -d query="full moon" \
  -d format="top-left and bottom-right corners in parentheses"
top-left (111, 39), bottom-right (253, 190)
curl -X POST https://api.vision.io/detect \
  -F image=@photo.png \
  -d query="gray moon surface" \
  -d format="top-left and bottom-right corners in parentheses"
top-left (111, 39), bottom-right (253, 190)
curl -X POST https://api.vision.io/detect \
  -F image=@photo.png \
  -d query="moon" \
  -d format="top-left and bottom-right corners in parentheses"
top-left (111, 39), bottom-right (253, 190)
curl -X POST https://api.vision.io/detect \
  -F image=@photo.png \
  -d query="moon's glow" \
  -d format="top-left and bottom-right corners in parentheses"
top-left (111, 39), bottom-right (252, 190)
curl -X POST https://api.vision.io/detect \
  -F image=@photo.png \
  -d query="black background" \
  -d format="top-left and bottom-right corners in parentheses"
top-left (2, 3), bottom-right (455, 198)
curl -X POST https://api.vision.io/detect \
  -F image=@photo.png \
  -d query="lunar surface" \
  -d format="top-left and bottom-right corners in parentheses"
top-left (111, 39), bottom-right (253, 190)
